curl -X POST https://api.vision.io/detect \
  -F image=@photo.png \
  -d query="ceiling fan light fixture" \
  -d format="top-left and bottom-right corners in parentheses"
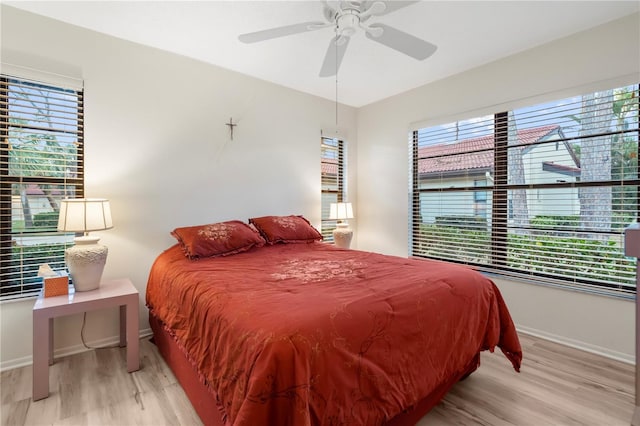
top-left (336, 10), bottom-right (360, 37)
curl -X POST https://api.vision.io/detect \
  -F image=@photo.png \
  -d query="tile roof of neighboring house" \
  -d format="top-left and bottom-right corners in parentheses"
top-left (25, 184), bottom-right (63, 196)
top-left (418, 125), bottom-right (561, 175)
top-left (321, 158), bottom-right (338, 175)
top-left (26, 184), bottom-right (45, 196)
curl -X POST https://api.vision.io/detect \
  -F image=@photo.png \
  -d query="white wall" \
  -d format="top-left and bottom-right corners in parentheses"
top-left (356, 13), bottom-right (639, 362)
top-left (0, 6), bottom-right (357, 369)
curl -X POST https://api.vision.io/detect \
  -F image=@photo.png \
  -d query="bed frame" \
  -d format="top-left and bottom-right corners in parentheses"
top-left (149, 312), bottom-right (479, 426)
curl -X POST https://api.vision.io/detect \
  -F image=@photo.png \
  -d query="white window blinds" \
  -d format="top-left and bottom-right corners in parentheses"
top-left (321, 137), bottom-right (345, 241)
top-left (1, 75), bottom-right (84, 299)
top-left (411, 84), bottom-right (639, 294)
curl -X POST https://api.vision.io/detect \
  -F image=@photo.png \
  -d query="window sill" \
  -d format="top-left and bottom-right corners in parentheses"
top-left (408, 256), bottom-right (635, 301)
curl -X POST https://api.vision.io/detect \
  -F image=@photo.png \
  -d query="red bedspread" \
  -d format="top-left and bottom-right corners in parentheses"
top-left (146, 243), bottom-right (521, 425)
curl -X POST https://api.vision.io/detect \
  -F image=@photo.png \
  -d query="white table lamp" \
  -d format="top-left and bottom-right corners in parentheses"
top-left (57, 198), bottom-right (113, 291)
top-left (329, 202), bottom-right (354, 249)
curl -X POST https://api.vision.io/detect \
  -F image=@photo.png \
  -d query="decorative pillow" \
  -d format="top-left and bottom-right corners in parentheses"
top-left (249, 215), bottom-right (323, 244)
top-left (171, 220), bottom-right (265, 259)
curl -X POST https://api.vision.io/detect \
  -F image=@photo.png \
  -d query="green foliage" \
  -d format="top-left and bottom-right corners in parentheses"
top-left (11, 220), bottom-right (26, 232)
top-left (528, 213), bottom-right (635, 233)
top-left (417, 224), bottom-right (490, 264)
top-left (612, 213), bottom-right (638, 231)
top-left (8, 128), bottom-right (76, 179)
top-left (508, 234), bottom-right (634, 285)
top-left (33, 212), bottom-right (60, 230)
top-left (530, 215), bottom-right (579, 229)
top-left (1, 243), bottom-right (68, 296)
top-left (434, 215), bottom-right (488, 230)
top-left (416, 223), bottom-right (635, 288)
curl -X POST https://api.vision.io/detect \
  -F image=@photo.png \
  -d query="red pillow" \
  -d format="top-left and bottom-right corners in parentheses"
top-left (171, 220), bottom-right (265, 259)
top-left (249, 215), bottom-right (323, 244)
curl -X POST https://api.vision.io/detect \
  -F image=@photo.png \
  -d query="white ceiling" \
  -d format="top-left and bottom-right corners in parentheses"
top-left (6, 1), bottom-right (640, 107)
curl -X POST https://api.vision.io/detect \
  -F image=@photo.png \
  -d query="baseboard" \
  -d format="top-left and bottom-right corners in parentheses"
top-left (0, 328), bottom-right (153, 372)
top-left (516, 326), bottom-right (634, 365)
top-left (1, 354), bottom-right (33, 372)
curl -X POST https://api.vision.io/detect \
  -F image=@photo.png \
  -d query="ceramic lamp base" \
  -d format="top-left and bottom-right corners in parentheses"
top-left (65, 236), bottom-right (108, 292)
top-left (333, 223), bottom-right (353, 249)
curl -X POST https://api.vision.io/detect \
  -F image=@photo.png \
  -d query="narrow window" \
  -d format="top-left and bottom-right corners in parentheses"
top-left (321, 137), bottom-right (345, 242)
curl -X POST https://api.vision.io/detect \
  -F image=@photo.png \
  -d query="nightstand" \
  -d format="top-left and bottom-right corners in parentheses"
top-left (32, 278), bottom-right (140, 401)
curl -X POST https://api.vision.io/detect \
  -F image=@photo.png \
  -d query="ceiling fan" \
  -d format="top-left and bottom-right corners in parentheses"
top-left (238, 1), bottom-right (437, 77)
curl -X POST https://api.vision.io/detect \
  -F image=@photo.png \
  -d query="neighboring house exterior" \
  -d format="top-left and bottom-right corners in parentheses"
top-left (11, 184), bottom-right (67, 246)
top-left (11, 184), bottom-right (58, 223)
top-left (417, 125), bottom-right (581, 224)
top-left (321, 157), bottom-right (340, 207)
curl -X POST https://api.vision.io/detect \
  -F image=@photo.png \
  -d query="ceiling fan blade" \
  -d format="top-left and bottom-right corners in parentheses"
top-left (359, 1), bottom-right (386, 20)
top-left (322, 0), bottom-right (337, 22)
top-left (361, 1), bottom-right (420, 21)
top-left (238, 21), bottom-right (326, 43)
top-left (365, 23), bottom-right (437, 60)
top-left (319, 36), bottom-right (351, 77)
top-left (378, 1), bottom-right (420, 15)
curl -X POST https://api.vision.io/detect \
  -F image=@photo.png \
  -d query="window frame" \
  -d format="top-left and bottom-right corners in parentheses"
top-left (321, 136), bottom-right (345, 242)
top-left (0, 75), bottom-right (84, 300)
top-left (410, 84), bottom-right (640, 296)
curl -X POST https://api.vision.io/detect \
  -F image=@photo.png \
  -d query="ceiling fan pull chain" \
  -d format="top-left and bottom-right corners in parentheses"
top-left (335, 31), bottom-right (339, 128)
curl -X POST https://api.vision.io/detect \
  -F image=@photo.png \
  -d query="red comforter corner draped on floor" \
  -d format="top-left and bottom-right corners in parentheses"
top-left (146, 243), bottom-right (522, 425)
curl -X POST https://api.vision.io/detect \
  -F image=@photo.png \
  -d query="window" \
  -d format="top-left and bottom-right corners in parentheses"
top-left (1, 75), bottom-right (84, 299)
top-left (321, 137), bottom-right (345, 241)
top-left (473, 179), bottom-right (488, 217)
top-left (411, 84), bottom-right (639, 294)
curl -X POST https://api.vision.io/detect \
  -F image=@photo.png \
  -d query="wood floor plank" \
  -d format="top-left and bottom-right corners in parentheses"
top-left (1, 399), bottom-right (30, 426)
top-left (420, 334), bottom-right (634, 425)
top-left (0, 333), bottom-right (633, 425)
top-left (1, 365), bottom-right (32, 405)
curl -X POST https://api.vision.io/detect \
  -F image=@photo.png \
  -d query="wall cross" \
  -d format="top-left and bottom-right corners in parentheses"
top-left (225, 117), bottom-right (237, 140)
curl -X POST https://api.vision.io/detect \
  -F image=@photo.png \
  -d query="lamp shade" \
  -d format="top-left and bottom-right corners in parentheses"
top-left (57, 198), bottom-right (113, 233)
top-left (329, 202), bottom-right (354, 220)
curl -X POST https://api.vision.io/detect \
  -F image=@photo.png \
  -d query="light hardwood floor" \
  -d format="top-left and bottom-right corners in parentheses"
top-left (1, 333), bottom-right (634, 425)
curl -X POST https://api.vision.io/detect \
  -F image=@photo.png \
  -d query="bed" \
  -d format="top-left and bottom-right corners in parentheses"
top-left (146, 216), bottom-right (522, 425)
